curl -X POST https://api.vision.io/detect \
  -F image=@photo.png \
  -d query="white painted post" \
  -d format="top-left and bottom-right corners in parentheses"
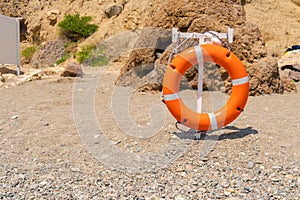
top-left (197, 41), bottom-right (204, 113)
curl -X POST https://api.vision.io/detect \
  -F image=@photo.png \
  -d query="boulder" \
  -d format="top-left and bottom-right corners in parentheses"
top-left (117, 0), bottom-right (283, 96)
top-left (105, 4), bottom-right (123, 18)
top-left (46, 9), bottom-right (60, 25)
top-left (61, 62), bottom-right (83, 77)
top-left (116, 27), bottom-right (171, 91)
top-left (31, 39), bottom-right (66, 68)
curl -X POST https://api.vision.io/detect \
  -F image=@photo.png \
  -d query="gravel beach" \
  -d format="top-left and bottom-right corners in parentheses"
top-left (0, 67), bottom-right (299, 199)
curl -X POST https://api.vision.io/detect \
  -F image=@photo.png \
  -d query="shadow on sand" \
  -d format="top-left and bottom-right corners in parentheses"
top-left (173, 125), bottom-right (258, 141)
top-left (0, 66), bottom-right (23, 75)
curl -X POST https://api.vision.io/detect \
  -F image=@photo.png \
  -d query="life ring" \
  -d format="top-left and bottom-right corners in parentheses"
top-left (162, 44), bottom-right (249, 131)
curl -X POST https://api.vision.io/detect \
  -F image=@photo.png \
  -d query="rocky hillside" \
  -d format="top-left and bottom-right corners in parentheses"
top-left (0, 0), bottom-right (300, 94)
top-left (0, 0), bottom-right (157, 44)
top-left (117, 0), bottom-right (283, 96)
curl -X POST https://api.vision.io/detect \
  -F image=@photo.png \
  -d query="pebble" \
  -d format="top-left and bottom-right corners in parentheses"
top-left (227, 188), bottom-right (235, 193)
top-left (11, 115), bottom-right (18, 120)
top-left (272, 166), bottom-right (283, 171)
top-left (175, 196), bottom-right (185, 200)
top-left (70, 167), bottom-right (82, 173)
top-left (247, 161), bottom-right (255, 169)
top-left (1, 70), bottom-right (300, 199)
top-left (93, 134), bottom-right (101, 139)
top-left (285, 174), bottom-right (294, 180)
top-left (271, 178), bottom-right (281, 182)
top-left (239, 152), bottom-right (246, 156)
top-left (224, 191), bottom-right (231, 196)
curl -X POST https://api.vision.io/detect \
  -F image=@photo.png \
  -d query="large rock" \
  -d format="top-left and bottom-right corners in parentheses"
top-left (116, 27), bottom-right (171, 91)
top-left (117, 0), bottom-right (283, 96)
top-left (278, 51), bottom-right (300, 92)
top-left (105, 4), bottom-right (123, 18)
top-left (31, 39), bottom-right (66, 68)
top-left (61, 62), bottom-right (83, 77)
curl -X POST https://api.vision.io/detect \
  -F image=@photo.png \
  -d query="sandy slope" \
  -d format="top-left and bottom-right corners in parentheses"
top-left (244, 0), bottom-right (300, 56)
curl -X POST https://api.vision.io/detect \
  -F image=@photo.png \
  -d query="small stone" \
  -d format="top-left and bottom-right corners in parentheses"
top-left (30, 184), bottom-right (38, 190)
top-left (240, 152), bottom-right (246, 156)
top-left (227, 188), bottom-right (235, 193)
top-left (93, 134), bottom-right (101, 139)
top-left (201, 157), bottom-right (209, 162)
top-left (271, 178), bottom-right (281, 182)
top-left (247, 162), bottom-right (255, 169)
top-left (11, 115), bottom-right (18, 120)
top-left (285, 174), bottom-right (294, 180)
top-left (259, 166), bottom-right (265, 170)
top-left (112, 140), bottom-right (122, 145)
top-left (176, 166), bottom-right (185, 172)
top-left (224, 191), bottom-right (231, 196)
top-left (39, 180), bottom-right (48, 187)
top-left (272, 166), bottom-right (283, 171)
top-left (221, 181), bottom-right (230, 188)
top-left (175, 195), bottom-right (185, 200)
top-left (243, 186), bottom-right (251, 192)
top-left (242, 174), bottom-right (250, 181)
top-left (70, 167), bottom-right (81, 173)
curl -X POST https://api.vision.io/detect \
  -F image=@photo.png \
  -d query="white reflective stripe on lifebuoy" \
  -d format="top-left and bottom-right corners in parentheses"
top-left (232, 76), bottom-right (249, 86)
top-left (194, 45), bottom-right (203, 64)
top-left (163, 93), bottom-right (180, 101)
top-left (208, 112), bottom-right (218, 130)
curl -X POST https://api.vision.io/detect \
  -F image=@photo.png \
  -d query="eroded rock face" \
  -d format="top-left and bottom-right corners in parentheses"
top-left (31, 39), bottom-right (66, 68)
top-left (117, 0), bottom-right (284, 96)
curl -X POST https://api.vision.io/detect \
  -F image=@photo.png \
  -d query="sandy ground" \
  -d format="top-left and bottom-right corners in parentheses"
top-left (0, 66), bottom-right (299, 199)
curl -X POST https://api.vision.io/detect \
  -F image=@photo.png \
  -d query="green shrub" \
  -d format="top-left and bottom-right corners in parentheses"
top-left (55, 41), bottom-right (78, 65)
top-left (58, 14), bottom-right (98, 42)
top-left (21, 46), bottom-right (37, 61)
top-left (56, 53), bottom-right (70, 65)
top-left (76, 44), bottom-right (95, 63)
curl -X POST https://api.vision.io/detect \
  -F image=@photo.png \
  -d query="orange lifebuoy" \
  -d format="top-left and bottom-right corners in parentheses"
top-left (162, 44), bottom-right (249, 131)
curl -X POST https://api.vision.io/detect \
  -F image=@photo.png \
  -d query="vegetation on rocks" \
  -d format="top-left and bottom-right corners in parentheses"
top-left (58, 13), bottom-right (98, 42)
top-left (21, 46), bottom-right (37, 63)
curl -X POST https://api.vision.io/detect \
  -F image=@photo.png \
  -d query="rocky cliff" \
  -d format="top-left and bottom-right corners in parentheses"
top-left (117, 0), bottom-right (283, 96)
top-left (1, 0), bottom-right (299, 94)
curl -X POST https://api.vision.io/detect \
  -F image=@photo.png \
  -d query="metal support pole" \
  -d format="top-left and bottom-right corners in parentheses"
top-left (15, 17), bottom-right (20, 76)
